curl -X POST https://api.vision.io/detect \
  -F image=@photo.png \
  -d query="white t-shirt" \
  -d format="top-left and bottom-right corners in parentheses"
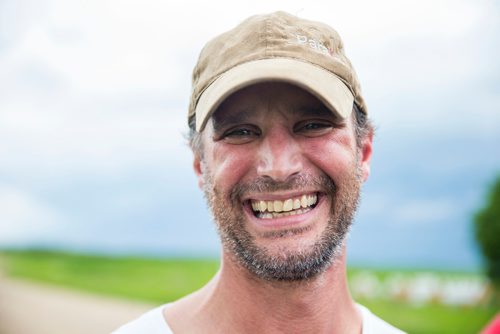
top-left (112, 303), bottom-right (405, 333)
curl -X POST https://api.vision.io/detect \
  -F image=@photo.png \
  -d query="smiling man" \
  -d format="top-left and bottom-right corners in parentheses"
top-left (113, 11), bottom-right (404, 334)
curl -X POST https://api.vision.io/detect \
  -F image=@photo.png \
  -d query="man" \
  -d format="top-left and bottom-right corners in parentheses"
top-left (114, 11), bottom-right (404, 333)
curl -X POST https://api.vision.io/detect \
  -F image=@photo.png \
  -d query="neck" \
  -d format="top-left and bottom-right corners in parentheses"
top-left (189, 247), bottom-right (361, 334)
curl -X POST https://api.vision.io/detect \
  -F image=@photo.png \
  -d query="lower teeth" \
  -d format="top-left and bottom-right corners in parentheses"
top-left (256, 207), bottom-right (312, 219)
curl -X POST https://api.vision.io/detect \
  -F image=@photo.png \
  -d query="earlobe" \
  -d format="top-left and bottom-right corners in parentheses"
top-left (360, 130), bottom-right (374, 182)
top-left (193, 155), bottom-right (204, 189)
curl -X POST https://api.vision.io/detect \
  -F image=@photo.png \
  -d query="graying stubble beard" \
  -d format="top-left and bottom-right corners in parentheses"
top-left (201, 162), bottom-right (362, 282)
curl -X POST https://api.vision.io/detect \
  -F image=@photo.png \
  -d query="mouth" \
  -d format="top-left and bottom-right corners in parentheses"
top-left (248, 193), bottom-right (319, 219)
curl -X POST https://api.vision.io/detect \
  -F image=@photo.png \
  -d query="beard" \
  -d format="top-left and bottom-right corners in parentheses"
top-left (202, 160), bottom-right (362, 282)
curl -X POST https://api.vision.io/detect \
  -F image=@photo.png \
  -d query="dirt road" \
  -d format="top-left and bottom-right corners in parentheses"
top-left (0, 274), bottom-right (156, 334)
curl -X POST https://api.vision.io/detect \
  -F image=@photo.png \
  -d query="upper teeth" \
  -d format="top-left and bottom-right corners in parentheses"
top-left (251, 194), bottom-right (317, 213)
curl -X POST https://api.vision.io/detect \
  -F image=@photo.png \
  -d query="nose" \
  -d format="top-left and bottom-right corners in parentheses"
top-left (256, 127), bottom-right (303, 182)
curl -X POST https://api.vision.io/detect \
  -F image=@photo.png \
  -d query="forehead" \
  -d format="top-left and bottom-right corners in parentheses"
top-left (211, 82), bottom-right (338, 129)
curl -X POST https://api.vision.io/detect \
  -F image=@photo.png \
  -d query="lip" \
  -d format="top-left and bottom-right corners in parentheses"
top-left (243, 193), bottom-right (326, 229)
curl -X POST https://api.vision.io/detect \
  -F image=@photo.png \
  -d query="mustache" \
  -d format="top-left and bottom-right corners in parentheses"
top-left (230, 174), bottom-right (336, 202)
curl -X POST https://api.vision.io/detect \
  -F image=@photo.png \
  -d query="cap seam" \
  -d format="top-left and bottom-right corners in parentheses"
top-left (264, 16), bottom-right (270, 57)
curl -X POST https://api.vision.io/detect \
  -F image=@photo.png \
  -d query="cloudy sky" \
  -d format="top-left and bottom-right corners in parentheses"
top-left (1, 0), bottom-right (499, 270)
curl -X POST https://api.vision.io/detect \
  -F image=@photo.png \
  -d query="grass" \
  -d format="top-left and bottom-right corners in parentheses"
top-left (357, 299), bottom-right (496, 334)
top-left (0, 249), bottom-right (497, 333)
top-left (0, 249), bottom-right (219, 303)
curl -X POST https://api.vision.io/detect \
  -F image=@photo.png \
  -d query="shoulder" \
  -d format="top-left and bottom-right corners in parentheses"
top-left (111, 304), bottom-right (173, 334)
top-left (357, 304), bottom-right (406, 334)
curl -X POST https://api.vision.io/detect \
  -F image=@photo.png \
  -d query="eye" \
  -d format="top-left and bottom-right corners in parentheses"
top-left (294, 120), bottom-right (333, 136)
top-left (220, 125), bottom-right (261, 144)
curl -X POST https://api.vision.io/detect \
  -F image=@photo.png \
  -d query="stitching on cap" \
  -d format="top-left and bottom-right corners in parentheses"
top-left (265, 17), bottom-right (269, 56)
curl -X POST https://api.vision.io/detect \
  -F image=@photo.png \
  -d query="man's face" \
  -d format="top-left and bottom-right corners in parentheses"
top-left (193, 82), bottom-right (372, 281)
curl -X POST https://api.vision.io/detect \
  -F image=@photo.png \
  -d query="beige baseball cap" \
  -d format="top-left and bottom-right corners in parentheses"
top-left (188, 11), bottom-right (367, 132)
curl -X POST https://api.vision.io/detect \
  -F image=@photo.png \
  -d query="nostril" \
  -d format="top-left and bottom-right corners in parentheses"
top-left (257, 159), bottom-right (303, 182)
top-left (256, 151), bottom-right (303, 181)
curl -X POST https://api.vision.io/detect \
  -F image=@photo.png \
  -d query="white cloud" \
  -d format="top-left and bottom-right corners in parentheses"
top-left (0, 100), bottom-right (190, 175)
top-left (0, 187), bottom-right (62, 243)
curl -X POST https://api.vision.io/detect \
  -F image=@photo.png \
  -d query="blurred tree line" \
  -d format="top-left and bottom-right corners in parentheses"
top-left (474, 174), bottom-right (500, 304)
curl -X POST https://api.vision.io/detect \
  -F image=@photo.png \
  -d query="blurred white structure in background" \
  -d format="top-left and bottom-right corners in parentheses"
top-left (350, 271), bottom-right (487, 306)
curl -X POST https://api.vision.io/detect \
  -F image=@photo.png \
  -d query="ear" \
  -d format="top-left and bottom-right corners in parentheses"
top-left (359, 129), bottom-right (373, 182)
top-left (193, 153), bottom-right (204, 189)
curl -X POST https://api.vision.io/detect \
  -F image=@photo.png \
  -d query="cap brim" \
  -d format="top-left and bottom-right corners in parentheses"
top-left (195, 58), bottom-right (354, 132)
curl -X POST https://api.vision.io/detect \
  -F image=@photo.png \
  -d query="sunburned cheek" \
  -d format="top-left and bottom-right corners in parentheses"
top-left (210, 150), bottom-right (252, 186)
top-left (317, 150), bottom-right (355, 171)
top-left (304, 138), bottom-right (357, 175)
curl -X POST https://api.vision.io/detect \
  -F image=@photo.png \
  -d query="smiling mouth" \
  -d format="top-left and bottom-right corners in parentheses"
top-left (249, 193), bottom-right (318, 219)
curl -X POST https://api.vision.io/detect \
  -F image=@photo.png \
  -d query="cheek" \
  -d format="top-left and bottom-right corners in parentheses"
top-left (302, 137), bottom-right (357, 179)
top-left (207, 146), bottom-right (254, 191)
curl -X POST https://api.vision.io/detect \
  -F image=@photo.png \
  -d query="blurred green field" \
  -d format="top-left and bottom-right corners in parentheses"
top-left (0, 249), bottom-right (219, 303)
top-left (0, 249), bottom-right (497, 333)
